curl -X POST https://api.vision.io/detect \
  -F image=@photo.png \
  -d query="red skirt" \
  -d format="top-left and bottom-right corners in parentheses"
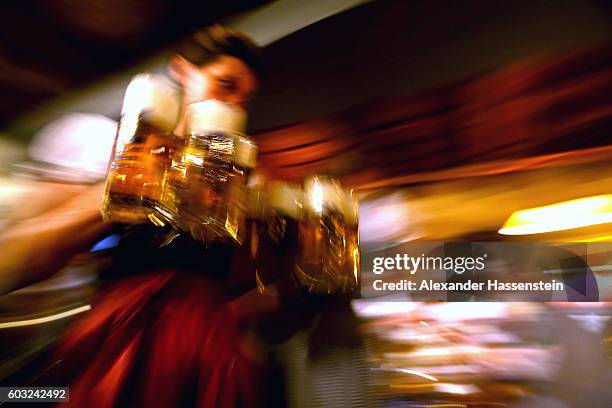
top-left (48, 270), bottom-right (261, 407)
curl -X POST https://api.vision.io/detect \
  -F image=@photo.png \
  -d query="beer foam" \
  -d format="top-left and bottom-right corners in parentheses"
top-left (268, 182), bottom-right (302, 219)
top-left (187, 100), bottom-right (246, 135)
top-left (122, 74), bottom-right (181, 132)
top-left (235, 136), bottom-right (258, 169)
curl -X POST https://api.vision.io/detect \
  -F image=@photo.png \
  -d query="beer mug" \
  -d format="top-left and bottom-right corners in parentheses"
top-left (156, 100), bottom-right (256, 244)
top-left (251, 182), bottom-right (302, 292)
top-left (102, 73), bottom-right (181, 223)
top-left (295, 176), bottom-right (360, 295)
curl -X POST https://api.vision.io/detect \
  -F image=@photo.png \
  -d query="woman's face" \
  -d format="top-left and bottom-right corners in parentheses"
top-left (173, 54), bottom-right (258, 109)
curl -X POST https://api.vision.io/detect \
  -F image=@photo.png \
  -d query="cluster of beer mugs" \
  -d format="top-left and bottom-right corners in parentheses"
top-left (102, 73), bottom-right (256, 245)
top-left (101, 73), bottom-right (360, 295)
top-left (247, 177), bottom-right (360, 296)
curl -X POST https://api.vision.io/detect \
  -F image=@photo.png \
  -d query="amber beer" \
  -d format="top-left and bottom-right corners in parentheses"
top-left (296, 176), bottom-right (360, 295)
top-left (102, 74), bottom-right (180, 223)
top-left (156, 100), bottom-right (256, 244)
top-left (251, 182), bottom-right (302, 291)
top-left (222, 134), bottom-right (258, 243)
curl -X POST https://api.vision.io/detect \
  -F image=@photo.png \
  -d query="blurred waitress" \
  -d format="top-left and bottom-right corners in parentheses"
top-left (1, 25), bottom-right (264, 407)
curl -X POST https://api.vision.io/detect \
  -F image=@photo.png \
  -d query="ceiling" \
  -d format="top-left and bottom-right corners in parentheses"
top-left (0, 0), bottom-right (369, 143)
top-left (250, 0), bottom-right (612, 130)
top-left (2, 0), bottom-right (612, 158)
top-left (0, 0), bottom-right (269, 128)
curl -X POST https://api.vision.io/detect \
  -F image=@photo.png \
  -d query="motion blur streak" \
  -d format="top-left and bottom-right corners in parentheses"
top-left (0, 304), bottom-right (91, 329)
top-left (396, 368), bottom-right (438, 382)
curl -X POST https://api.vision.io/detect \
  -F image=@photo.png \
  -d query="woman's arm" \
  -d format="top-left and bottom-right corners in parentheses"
top-left (0, 181), bottom-right (112, 294)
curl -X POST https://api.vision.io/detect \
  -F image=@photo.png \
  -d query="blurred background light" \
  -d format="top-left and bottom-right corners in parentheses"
top-left (499, 194), bottom-right (612, 235)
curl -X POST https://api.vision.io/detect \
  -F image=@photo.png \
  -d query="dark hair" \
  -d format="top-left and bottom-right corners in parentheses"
top-left (176, 24), bottom-right (261, 76)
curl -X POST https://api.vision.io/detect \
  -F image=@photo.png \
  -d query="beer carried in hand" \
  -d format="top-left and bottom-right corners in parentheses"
top-left (155, 100), bottom-right (257, 244)
top-left (295, 176), bottom-right (360, 295)
top-left (250, 182), bottom-right (302, 292)
top-left (102, 74), bottom-right (181, 223)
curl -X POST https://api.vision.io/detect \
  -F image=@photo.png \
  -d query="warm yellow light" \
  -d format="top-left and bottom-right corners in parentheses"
top-left (183, 151), bottom-right (204, 166)
top-left (499, 195), bottom-right (612, 235)
top-left (312, 179), bottom-right (323, 214)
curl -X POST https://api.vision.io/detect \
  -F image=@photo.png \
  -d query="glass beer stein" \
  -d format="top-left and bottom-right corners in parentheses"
top-left (252, 182), bottom-right (303, 292)
top-left (295, 176), bottom-right (360, 295)
top-left (156, 100), bottom-right (257, 244)
top-left (102, 74), bottom-right (181, 223)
